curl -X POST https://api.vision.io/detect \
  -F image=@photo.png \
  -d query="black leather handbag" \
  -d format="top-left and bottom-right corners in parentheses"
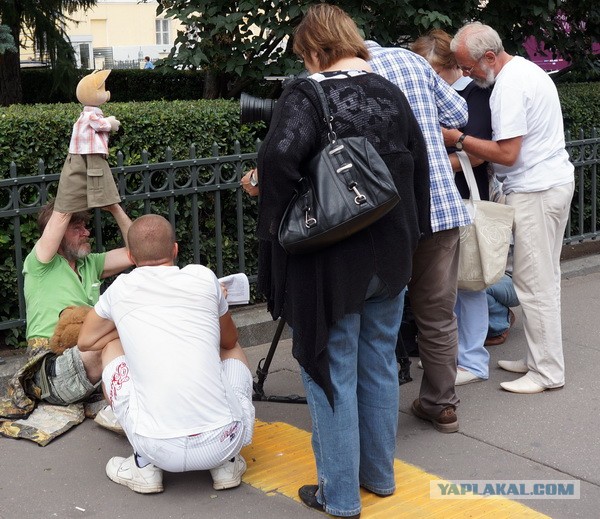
top-left (278, 78), bottom-right (400, 255)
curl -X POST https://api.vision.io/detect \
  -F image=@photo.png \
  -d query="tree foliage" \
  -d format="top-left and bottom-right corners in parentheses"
top-left (0, 24), bottom-right (17, 54)
top-left (156, 1), bottom-right (306, 99)
top-left (157, 0), bottom-right (599, 98)
top-left (0, 0), bottom-right (96, 106)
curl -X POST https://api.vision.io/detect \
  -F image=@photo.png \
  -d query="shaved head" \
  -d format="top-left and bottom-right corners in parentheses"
top-left (127, 214), bottom-right (176, 266)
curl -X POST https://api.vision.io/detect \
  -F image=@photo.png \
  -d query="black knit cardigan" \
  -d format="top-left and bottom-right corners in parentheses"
top-left (256, 73), bottom-right (431, 405)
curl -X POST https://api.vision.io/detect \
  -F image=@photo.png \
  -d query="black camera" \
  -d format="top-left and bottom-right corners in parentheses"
top-left (240, 72), bottom-right (307, 126)
top-left (240, 91), bottom-right (277, 125)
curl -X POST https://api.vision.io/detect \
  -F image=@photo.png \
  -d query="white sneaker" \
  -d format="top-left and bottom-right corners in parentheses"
top-left (209, 454), bottom-right (247, 490)
top-left (94, 405), bottom-right (125, 435)
top-left (455, 369), bottom-right (484, 386)
top-left (106, 454), bottom-right (164, 494)
top-left (497, 359), bottom-right (528, 374)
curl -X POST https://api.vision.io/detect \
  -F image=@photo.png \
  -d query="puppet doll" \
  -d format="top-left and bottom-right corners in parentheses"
top-left (54, 70), bottom-right (121, 213)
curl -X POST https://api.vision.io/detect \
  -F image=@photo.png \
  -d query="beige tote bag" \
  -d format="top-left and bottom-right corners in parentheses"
top-left (456, 151), bottom-right (515, 291)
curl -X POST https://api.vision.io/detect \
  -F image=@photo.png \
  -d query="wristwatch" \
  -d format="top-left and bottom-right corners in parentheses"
top-left (249, 171), bottom-right (259, 187)
top-left (455, 133), bottom-right (467, 151)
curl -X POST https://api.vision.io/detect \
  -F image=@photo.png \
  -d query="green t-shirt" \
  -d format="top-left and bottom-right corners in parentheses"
top-left (23, 248), bottom-right (106, 339)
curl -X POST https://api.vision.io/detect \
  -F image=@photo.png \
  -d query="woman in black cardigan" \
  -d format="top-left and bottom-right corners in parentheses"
top-left (243, 4), bottom-right (430, 517)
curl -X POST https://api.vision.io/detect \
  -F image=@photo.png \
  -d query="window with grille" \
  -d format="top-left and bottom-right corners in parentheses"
top-left (155, 19), bottom-right (170, 45)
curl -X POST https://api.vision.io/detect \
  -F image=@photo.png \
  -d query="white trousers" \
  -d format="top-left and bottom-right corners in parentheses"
top-left (508, 181), bottom-right (574, 387)
top-left (105, 356), bottom-right (255, 472)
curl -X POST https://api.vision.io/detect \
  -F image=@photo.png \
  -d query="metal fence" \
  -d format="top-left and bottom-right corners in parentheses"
top-left (564, 128), bottom-right (600, 244)
top-left (1, 132), bottom-right (599, 338)
top-left (0, 141), bottom-right (258, 336)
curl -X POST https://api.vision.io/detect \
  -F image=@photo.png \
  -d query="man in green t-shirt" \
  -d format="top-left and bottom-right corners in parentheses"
top-left (1, 200), bottom-right (133, 422)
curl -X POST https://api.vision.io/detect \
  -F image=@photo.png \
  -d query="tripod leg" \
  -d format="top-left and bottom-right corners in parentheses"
top-left (252, 318), bottom-right (307, 404)
top-left (253, 318), bottom-right (287, 401)
top-left (396, 332), bottom-right (413, 386)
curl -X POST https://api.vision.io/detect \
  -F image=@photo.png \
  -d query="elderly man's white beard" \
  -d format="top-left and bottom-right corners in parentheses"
top-left (473, 62), bottom-right (496, 89)
top-left (61, 243), bottom-right (91, 263)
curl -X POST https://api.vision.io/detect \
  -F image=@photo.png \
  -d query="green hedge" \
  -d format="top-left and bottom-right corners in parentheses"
top-left (556, 82), bottom-right (600, 136)
top-left (107, 69), bottom-right (205, 102)
top-left (0, 99), bottom-right (262, 178)
top-left (21, 68), bottom-right (207, 104)
top-left (3, 81), bottom-right (597, 180)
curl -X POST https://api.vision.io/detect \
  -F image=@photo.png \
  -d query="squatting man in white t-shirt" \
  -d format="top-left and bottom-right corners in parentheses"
top-left (78, 214), bottom-right (255, 494)
top-left (443, 22), bottom-right (574, 395)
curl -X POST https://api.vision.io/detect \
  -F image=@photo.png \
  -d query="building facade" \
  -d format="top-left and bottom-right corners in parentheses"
top-left (67, 0), bottom-right (182, 69)
top-left (21, 0), bottom-right (181, 69)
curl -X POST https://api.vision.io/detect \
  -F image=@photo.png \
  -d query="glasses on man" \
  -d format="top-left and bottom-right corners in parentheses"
top-left (69, 222), bottom-right (90, 235)
top-left (458, 51), bottom-right (492, 75)
top-left (459, 64), bottom-right (476, 74)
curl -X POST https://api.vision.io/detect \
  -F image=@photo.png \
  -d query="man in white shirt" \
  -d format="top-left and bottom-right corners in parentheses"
top-left (444, 22), bottom-right (574, 394)
top-left (79, 214), bottom-right (254, 493)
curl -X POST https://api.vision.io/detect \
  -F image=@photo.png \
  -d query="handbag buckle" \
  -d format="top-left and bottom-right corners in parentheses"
top-left (305, 211), bottom-right (317, 228)
top-left (348, 181), bottom-right (367, 205)
top-left (302, 194), bottom-right (317, 228)
top-left (329, 143), bottom-right (345, 155)
top-left (336, 163), bottom-right (353, 174)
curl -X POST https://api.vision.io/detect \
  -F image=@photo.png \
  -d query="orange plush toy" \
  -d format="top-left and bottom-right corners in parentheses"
top-left (48, 306), bottom-right (93, 355)
top-left (54, 69), bottom-right (122, 213)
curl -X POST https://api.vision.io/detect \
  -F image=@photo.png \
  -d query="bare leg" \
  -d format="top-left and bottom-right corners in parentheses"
top-left (78, 329), bottom-right (122, 384)
top-left (79, 349), bottom-right (104, 384)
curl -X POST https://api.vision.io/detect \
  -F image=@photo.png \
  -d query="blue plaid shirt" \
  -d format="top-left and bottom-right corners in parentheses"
top-left (366, 41), bottom-right (472, 232)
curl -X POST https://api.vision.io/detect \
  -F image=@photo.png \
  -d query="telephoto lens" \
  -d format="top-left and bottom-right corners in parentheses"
top-left (240, 93), bottom-right (277, 125)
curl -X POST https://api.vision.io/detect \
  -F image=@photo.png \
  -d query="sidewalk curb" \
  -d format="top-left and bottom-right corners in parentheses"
top-left (560, 252), bottom-right (600, 278)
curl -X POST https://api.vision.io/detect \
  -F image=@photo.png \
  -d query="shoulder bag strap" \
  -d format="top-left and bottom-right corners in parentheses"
top-left (456, 150), bottom-right (481, 202)
top-left (305, 78), bottom-right (337, 144)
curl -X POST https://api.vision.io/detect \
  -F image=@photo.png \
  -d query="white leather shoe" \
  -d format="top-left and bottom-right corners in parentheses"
top-left (497, 359), bottom-right (528, 374)
top-left (455, 369), bottom-right (484, 386)
top-left (417, 360), bottom-right (423, 369)
top-left (500, 374), bottom-right (563, 394)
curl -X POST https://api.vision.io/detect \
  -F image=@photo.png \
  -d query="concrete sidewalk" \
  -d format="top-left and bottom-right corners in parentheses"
top-left (1, 254), bottom-right (599, 518)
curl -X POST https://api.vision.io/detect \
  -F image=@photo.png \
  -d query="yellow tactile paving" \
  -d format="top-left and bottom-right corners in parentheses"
top-left (241, 420), bottom-right (550, 518)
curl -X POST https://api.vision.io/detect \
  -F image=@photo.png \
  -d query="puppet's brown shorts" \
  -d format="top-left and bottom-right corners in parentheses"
top-left (55, 153), bottom-right (121, 212)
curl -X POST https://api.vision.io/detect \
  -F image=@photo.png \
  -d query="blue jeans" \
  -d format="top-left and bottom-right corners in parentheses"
top-left (486, 274), bottom-right (519, 337)
top-left (455, 289), bottom-right (489, 379)
top-left (300, 276), bottom-right (404, 517)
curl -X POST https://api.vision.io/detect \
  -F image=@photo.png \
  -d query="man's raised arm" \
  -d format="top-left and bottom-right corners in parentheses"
top-left (35, 210), bottom-right (72, 264)
top-left (101, 204), bottom-right (134, 278)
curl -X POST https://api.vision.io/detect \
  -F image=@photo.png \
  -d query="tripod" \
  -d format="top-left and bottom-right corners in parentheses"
top-left (252, 315), bottom-right (415, 403)
top-left (252, 318), bottom-right (307, 404)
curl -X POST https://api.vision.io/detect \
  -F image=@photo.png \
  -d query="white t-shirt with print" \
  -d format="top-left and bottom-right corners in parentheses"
top-left (95, 264), bottom-right (241, 439)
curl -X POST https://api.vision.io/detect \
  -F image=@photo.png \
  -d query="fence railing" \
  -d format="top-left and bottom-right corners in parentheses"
top-left (564, 128), bottom-right (600, 244)
top-left (0, 141), bottom-right (258, 337)
top-left (1, 131), bottom-right (599, 339)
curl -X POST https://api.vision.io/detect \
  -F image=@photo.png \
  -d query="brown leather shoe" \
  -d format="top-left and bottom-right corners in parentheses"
top-left (411, 399), bottom-right (458, 433)
top-left (485, 309), bottom-right (516, 346)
